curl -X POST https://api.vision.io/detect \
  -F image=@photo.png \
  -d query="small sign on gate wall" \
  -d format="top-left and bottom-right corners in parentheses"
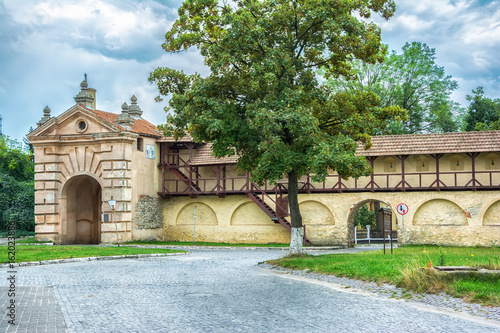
top-left (146, 144), bottom-right (155, 159)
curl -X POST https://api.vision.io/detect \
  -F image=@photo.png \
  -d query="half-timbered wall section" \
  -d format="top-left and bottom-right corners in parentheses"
top-left (158, 131), bottom-right (500, 196)
top-left (158, 131), bottom-right (500, 247)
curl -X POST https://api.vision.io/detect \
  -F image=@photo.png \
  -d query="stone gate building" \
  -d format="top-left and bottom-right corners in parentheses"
top-left (28, 81), bottom-right (500, 246)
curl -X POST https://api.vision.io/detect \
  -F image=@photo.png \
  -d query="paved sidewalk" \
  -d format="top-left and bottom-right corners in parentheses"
top-left (0, 286), bottom-right (66, 333)
top-left (1, 247), bottom-right (499, 332)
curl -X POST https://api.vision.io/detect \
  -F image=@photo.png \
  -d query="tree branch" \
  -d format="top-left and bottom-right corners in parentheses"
top-left (319, 120), bottom-right (345, 129)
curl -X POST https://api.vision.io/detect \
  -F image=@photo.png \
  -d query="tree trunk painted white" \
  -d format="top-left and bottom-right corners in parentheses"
top-left (289, 227), bottom-right (303, 255)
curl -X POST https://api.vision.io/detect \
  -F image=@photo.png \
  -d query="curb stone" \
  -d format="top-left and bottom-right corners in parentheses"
top-left (0, 252), bottom-right (188, 268)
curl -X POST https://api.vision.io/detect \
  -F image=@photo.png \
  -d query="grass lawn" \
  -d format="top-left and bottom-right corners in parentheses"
top-left (13, 237), bottom-right (53, 244)
top-left (268, 245), bottom-right (500, 306)
top-left (1, 245), bottom-right (186, 263)
top-left (124, 240), bottom-right (289, 247)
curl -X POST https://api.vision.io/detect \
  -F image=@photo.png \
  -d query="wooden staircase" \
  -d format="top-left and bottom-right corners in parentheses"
top-left (247, 185), bottom-right (312, 246)
top-left (170, 168), bottom-right (201, 192)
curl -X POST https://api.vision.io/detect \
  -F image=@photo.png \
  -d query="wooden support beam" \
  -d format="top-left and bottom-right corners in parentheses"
top-left (364, 156), bottom-right (379, 191)
top-left (429, 154), bottom-right (446, 189)
top-left (465, 152), bottom-right (482, 189)
top-left (395, 155), bottom-right (411, 190)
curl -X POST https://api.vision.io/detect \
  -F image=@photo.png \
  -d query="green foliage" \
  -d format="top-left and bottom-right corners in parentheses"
top-left (463, 86), bottom-right (500, 131)
top-left (0, 136), bottom-right (35, 232)
top-left (150, 0), bottom-right (404, 233)
top-left (326, 42), bottom-right (460, 134)
top-left (354, 205), bottom-right (375, 229)
top-left (269, 245), bottom-right (500, 305)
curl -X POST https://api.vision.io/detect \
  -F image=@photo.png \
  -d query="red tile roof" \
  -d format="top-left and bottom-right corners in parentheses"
top-left (157, 134), bottom-right (194, 142)
top-left (181, 131), bottom-right (500, 165)
top-left (190, 143), bottom-right (239, 165)
top-left (81, 105), bottom-right (162, 138)
top-left (360, 131), bottom-right (500, 156)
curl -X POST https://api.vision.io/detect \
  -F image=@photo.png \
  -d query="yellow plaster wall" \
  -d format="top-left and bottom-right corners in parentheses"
top-left (162, 195), bottom-right (291, 244)
top-left (161, 190), bottom-right (500, 247)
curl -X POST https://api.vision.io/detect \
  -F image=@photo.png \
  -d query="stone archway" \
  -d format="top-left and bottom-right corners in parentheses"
top-left (61, 175), bottom-right (102, 244)
top-left (346, 199), bottom-right (395, 247)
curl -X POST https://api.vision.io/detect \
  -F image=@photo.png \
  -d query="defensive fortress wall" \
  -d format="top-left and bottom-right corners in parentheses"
top-left (28, 81), bottom-right (500, 247)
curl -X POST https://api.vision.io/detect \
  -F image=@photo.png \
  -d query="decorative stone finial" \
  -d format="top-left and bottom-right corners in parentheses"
top-left (116, 102), bottom-right (134, 128)
top-left (74, 78), bottom-right (95, 108)
top-left (37, 106), bottom-right (52, 126)
top-left (127, 95), bottom-right (143, 118)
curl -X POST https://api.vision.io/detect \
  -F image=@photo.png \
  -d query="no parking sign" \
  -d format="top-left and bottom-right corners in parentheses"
top-left (396, 203), bottom-right (408, 245)
top-left (397, 203), bottom-right (408, 215)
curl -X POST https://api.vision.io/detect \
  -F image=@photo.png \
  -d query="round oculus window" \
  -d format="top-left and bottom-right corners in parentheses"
top-left (76, 120), bottom-right (88, 133)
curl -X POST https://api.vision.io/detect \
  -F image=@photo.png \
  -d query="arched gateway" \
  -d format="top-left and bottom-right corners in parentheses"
top-left (28, 80), bottom-right (162, 244)
top-left (29, 79), bottom-right (500, 247)
top-left (61, 175), bottom-right (102, 244)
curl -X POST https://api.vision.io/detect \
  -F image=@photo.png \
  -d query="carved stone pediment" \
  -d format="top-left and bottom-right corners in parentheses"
top-left (28, 104), bottom-right (122, 140)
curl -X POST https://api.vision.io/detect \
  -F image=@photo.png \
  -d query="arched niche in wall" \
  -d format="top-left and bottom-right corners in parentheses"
top-left (484, 153), bottom-right (500, 170)
top-left (299, 200), bottom-right (334, 225)
top-left (483, 200), bottom-right (500, 226)
top-left (383, 157), bottom-right (397, 173)
top-left (448, 154), bottom-right (465, 171)
top-left (230, 201), bottom-right (274, 225)
top-left (413, 199), bottom-right (467, 226)
top-left (415, 155), bottom-right (430, 172)
top-left (176, 202), bottom-right (218, 225)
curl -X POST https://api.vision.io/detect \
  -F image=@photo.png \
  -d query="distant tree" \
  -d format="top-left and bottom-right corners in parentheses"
top-left (150, 0), bottom-right (404, 253)
top-left (23, 126), bottom-right (35, 163)
top-left (0, 136), bottom-right (34, 232)
top-left (354, 205), bottom-right (376, 229)
top-left (463, 87), bottom-right (500, 131)
top-left (326, 42), bottom-right (460, 134)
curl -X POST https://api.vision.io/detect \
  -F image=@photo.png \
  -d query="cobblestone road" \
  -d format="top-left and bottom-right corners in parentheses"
top-left (1, 248), bottom-right (499, 332)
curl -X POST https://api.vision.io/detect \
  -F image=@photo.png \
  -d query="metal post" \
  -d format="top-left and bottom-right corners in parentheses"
top-left (366, 225), bottom-right (371, 244)
top-left (112, 207), bottom-right (119, 247)
top-left (107, 197), bottom-right (119, 246)
top-left (192, 205), bottom-right (197, 245)
top-left (383, 221), bottom-right (386, 255)
top-left (354, 226), bottom-right (357, 245)
top-left (390, 230), bottom-right (393, 254)
top-left (402, 215), bottom-right (405, 246)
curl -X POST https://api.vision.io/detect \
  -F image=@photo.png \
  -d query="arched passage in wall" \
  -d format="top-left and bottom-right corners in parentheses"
top-left (346, 199), bottom-right (396, 247)
top-left (61, 175), bottom-right (102, 244)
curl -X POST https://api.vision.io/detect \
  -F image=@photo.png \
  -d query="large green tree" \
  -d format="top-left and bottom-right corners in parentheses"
top-left (326, 42), bottom-right (460, 134)
top-left (0, 136), bottom-right (35, 232)
top-left (150, 0), bottom-right (404, 253)
top-left (463, 86), bottom-right (500, 131)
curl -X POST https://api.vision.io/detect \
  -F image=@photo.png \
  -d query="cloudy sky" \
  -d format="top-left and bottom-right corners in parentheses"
top-left (1, 0), bottom-right (500, 143)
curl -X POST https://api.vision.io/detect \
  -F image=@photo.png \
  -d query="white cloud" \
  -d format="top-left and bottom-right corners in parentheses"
top-left (1, 0), bottom-right (500, 141)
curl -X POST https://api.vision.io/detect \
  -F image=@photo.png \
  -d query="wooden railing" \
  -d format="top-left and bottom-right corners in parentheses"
top-left (159, 168), bottom-right (500, 197)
